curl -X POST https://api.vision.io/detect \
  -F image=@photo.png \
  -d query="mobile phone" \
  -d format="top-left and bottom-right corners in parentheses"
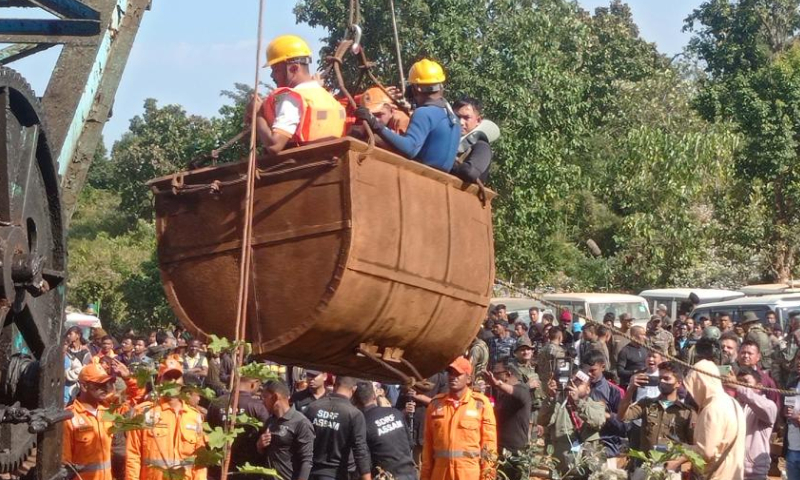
top-left (718, 365), bottom-right (732, 376)
top-left (647, 375), bottom-right (660, 387)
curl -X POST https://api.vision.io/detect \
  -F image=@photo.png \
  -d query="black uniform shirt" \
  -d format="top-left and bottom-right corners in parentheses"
top-left (494, 383), bottom-right (531, 451)
top-left (306, 393), bottom-right (371, 480)
top-left (291, 389), bottom-right (325, 415)
top-left (362, 405), bottom-right (416, 478)
top-left (262, 407), bottom-right (316, 480)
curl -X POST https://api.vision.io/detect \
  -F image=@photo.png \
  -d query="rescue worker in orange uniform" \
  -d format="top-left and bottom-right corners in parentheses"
top-left (421, 357), bottom-right (497, 480)
top-left (358, 87), bottom-right (409, 135)
top-left (63, 363), bottom-right (116, 480)
top-left (249, 34), bottom-right (346, 155)
top-left (126, 356), bottom-right (207, 480)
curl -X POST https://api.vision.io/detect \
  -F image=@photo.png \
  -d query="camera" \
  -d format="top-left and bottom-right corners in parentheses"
top-left (554, 356), bottom-right (574, 391)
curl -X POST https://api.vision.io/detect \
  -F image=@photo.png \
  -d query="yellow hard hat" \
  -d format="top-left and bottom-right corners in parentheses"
top-left (265, 34), bottom-right (312, 67)
top-left (408, 59), bottom-right (446, 85)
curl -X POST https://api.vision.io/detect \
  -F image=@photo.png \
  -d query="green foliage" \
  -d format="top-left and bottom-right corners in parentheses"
top-left (686, 0), bottom-right (800, 281)
top-left (628, 443), bottom-right (706, 479)
top-left (238, 362), bottom-right (281, 382)
top-left (206, 425), bottom-right (245, 449)
top-left (295, 0), bottom-right (749, 289)
top-left (237, 463), bottom-right (280, 479)
top-left (69, 86), bottom-right (251, 332)
top-left (206, 334), bottom-right (233, 355)
top-left (235, 413), bottom-right (264, 430)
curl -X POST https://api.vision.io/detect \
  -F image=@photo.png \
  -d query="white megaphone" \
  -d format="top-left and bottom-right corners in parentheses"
top-left (458, 119), bottom-right (501, 154)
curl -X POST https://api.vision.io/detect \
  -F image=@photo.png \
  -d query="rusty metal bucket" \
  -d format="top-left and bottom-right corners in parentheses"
top-left (148, 138), bottom-right (495, 381)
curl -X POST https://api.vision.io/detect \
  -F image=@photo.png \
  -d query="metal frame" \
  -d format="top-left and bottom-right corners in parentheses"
top-left (0, 0), bottom-right (152, 221)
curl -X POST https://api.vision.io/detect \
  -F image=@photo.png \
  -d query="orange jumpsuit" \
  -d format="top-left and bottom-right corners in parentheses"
top-left (63, 399), bottom-right (114, 480)
top-left (125, 399), bottom-right (207, 480)
top-left (421, 389), bottom-right (498, 480)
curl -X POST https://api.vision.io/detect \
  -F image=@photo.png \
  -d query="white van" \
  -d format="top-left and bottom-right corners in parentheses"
top-left (738, 282), bottom-right (800, 296)
top-left (639, 288), bottom-right (744, 320)
top-left (689, 293), bottom-right (800, 330)
top-left (541, 293), bottom-right (651, 326)
top-left (64, 311), bottom-right (102, 340)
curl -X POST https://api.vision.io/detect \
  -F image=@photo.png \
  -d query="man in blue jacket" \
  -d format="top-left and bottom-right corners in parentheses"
top-left (355, 59), bottom-right (460, 173)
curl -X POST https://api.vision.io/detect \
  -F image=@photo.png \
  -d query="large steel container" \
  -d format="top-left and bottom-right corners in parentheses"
top-left (148, 138), bottom-right (495, 381)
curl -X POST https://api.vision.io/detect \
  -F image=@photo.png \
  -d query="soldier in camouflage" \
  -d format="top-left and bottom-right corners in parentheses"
top-left (646, 316), bottom-right (676, 357)
top-left (536, 327), bottom-right (566, 385)
top-left (509, 336), bottom-right (544, 430)
top-left (741, 311), bottom-right (773, 371)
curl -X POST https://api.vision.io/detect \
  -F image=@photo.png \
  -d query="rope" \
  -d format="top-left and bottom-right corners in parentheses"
top-left (387, 0), bottom-right (406, 88)
top-left (219, 0), bottom-right (266, 478)
top-left (326, 40), bottom-right (375, 158)
top-left (348, 0), bottom-right (361, 28)
top-left (493, 278), bottom-right (800, 396)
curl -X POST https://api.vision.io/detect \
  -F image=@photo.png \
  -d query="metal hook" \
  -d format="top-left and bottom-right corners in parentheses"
top-left (350, 24), bottom-right (362, 54)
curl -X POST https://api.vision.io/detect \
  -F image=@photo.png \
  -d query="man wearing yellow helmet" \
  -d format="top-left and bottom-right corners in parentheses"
top-left (355, 59), bottom-right (460, 172)
top-left (250, 35), bottom-right (346, 154)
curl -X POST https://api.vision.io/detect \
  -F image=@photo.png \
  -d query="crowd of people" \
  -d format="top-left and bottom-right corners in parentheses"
top-left (467, 302), bottom-right (800, 479)
top-left (55, 32), bottom-right (800, 480)
top-left (60, 300), bottom-right (800, 480)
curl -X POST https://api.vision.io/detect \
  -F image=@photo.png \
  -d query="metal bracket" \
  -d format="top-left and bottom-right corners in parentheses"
top-left (0, 402), bottom-right (73, 433)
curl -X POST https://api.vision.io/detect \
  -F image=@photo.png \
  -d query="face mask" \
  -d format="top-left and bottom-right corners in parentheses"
top-left (658, 383), bottom-right (676, 395)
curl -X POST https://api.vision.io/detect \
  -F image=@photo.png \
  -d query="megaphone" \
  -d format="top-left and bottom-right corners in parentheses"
top-left (458, 119), bottom-right (501, 154)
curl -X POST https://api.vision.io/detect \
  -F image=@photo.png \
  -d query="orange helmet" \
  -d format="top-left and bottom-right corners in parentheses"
top-left (359, 87), bottom-right (392, 113)
top-left (158, 355), bottom-right (184, 380)
top-left (79, 363), bottom-right (113, 384)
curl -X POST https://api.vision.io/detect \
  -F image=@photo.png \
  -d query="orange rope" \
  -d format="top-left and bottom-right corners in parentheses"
top-left (220, 0), bottom-right (265, 478)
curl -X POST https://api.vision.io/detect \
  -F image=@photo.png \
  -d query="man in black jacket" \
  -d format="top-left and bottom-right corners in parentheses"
top-left (306, 376), bottom-right (372, 480)
top-left (207, 376), bottom-right (271, 480)
top-left (451, 97), bottom-right (495, 184)
top-left (354, 382), bottom-right (417, 480)
top-left (616, 326), bottom-right (648, 387)
top-left (258, 380), bottom-right (315, 480)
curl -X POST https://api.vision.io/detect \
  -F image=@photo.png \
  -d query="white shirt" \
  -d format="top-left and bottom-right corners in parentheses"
top-left (271, 81), bottom-right (320, 136)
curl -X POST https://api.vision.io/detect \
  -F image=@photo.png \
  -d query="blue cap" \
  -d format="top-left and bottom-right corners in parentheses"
top-left (573, 322), bottom-right (583, 333)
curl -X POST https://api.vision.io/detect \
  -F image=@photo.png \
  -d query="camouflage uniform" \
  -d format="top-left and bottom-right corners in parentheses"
top-left (647, 329), bottom-right (676, 357)
top-left (746, 324), bottom-right (773, 370)
top-left (536, 342), bottom-right (565, 383)
top-left (467, 338), bottom-right (490, 382)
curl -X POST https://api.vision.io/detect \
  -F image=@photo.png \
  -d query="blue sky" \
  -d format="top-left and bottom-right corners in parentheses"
top-left (3, 0), bottom-right (702, 150)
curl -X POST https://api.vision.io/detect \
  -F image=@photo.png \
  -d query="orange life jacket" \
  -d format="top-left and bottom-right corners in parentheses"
top-left (263, 84), bottom-right (346, 144)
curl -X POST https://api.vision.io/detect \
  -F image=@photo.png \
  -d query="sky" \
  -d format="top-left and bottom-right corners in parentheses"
top-left (1, 0), bottom-right (703, 152)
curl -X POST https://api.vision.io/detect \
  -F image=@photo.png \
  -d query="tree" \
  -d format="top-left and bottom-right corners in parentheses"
top-left (686, 0), bottom-right (800, 281)
top-left (295, 0), bottom-right (741, 289)
top-left (68, 87), bottom-right (254, 334)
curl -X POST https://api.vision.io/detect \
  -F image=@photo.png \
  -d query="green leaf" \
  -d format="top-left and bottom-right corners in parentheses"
top-left (238, 363), bottom-right (281, 382)
top-left (193, 447), bottom-right (224, 468)
top-left (237, 463), bottom-right (281, 479)
top-left (235, 413), bottom-right (264, 430)
top-left (206, 426), bottom-right (244, 450)
top-left (626, 449), bottom-right (650, 462)
top-left (207, 335), bottom-right (232, 355)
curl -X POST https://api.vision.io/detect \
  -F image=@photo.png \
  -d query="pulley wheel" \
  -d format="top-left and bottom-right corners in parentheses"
top-left (0, 66), bottom-right (66, 479)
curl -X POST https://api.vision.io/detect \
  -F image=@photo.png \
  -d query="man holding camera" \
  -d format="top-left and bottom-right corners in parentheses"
top-left (537, 370), bottom-right (606, 476)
